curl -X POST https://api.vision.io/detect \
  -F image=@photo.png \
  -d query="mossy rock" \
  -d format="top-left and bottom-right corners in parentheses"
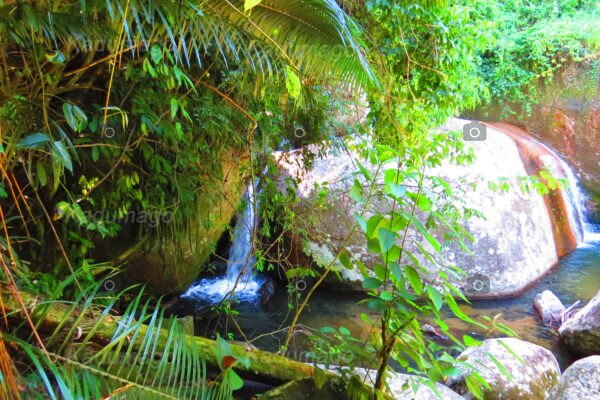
top-left (117, 149), bottom-right (250, 296)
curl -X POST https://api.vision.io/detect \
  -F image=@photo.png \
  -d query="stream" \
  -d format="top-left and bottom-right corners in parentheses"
top-left (173, 135), bottom-right (600, 371)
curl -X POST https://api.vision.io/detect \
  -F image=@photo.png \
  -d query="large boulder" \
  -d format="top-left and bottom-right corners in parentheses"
top-left (275, 119), bottom-right (569, 298)
top-left (117, 149), bottom-right (250, 296)
top-left (559, 290), bottom-right (600, 355)
top-left (446, 338), bottom-right (560, 400)
top-left (548, 356), bottom-right (600, 400)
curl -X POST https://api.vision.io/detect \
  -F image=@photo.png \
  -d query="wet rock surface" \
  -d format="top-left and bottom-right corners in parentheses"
top-left (559, 290), bottom-right (600, 356)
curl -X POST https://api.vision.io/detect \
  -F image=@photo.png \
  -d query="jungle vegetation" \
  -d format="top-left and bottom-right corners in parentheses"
top-left (0, 0), bottom-right (598, 398)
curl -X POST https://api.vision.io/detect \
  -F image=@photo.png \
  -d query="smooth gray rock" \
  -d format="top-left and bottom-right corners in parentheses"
top-left (446, 338), bottom-right (560, 400)
top-left (548, 356), bottom-right (600, 400)
top-left (534, 290), bottom-right (565, 326)
top-left (275, 119), bottom-right (560, 298)
top-left (559, 290), bottom-right (600, 355)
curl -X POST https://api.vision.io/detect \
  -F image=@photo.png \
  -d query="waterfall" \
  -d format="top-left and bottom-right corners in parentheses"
top-left (540, 144), bottom-right (599, 245)
top-left (182, 182), bottom-right (264, 303)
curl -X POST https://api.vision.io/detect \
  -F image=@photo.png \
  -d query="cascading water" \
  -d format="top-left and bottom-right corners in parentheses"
top-left (539, 144), bottom-right (600, 245)
top-left (181, 182), bottom-right (264, 303)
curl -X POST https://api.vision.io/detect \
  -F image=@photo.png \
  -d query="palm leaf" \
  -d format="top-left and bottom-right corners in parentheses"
top-left (0, 0), bottom-right (376, 87)
top-left (4, 284), bottom-right (233, 399)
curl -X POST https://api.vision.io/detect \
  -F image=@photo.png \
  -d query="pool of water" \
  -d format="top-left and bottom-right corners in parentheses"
top-left (173, 240), bottom-right (600, 369)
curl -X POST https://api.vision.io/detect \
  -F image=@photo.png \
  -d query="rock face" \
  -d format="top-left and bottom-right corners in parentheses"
top-left (446, 338), bottom-right (560, 400)
top-left (534, 290), bottom-right (565, 326)
top-left (275, 119), bottom-right (574, 298)
top-left (118, 149), bottom-right (250, 296)
top-left (559, 290), bottom-right (600, 355)
top-left (548, 356), bottom-right (600, 400)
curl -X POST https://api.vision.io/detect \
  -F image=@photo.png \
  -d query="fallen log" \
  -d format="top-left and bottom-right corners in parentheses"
top-left (1, 289), bottom-right (314, 385)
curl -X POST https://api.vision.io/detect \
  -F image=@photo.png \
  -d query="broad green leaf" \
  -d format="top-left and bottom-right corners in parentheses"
top-left (338, 326), bottom-right (351, 336)
top-left (339, 250), bottom-right (353, 270)
top-left (349, 179), bottom-right (365, 203)
top-left (377, 227), bottom-right (396, 253)
top-left (380, 291), bottom-right (393, 301)
top-left (17, 132), bottom-right (51, 149)
top-left (37, 161), bottom-right (47, 187)
top-left (426, 286), bottom-right (443, 311)
top-left (356, 160), bottom-right (371, 180)
top-left (244, 0), bottom-right (262, 12)
top-left (405, 265), bottom-right (423, 295)
top-left (0, 185), bottom-right (7, 199)
top-left (366, 215), bottom-right (383, 238)
top-left (63, 103), bottom-right (88, 132)
top-left (354, 213), bottom-right (367, 233)
top-left (51, 141), bottom-right (73, 172)
top-left (463, 334), bottom-right (481, 347)
top-left (285, 66), bottom-right (302, 99)
top-left (150, 45), bottom-right (163, 64)
top-left (362, 277), bottom-right (382, 290)
top-left (91, 146), bottom-right (100, 162)
top-left (170, 98), bottom-right (179, 120)
top-left (226, 370), bottom-right (244, 390)
top-left (388, 182), bottom-right (406, 198)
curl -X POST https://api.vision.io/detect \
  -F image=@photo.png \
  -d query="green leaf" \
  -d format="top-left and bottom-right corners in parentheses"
top-left (349, 179), bottom-right (365, 203)
top-left (150, 45), bottom-right (163, 64)
top-left (426, 286), bottom-right (443, 311)
top-left (0, 185), bottom-right (7, 199)
top-left (170, 98), bottom-right (179, 120)
top-left (63, 103), bottom-right (88, 132)
top-left (314, 365), bottom-right (327, 389)
top-left (226, 369), bottom-right (244, 391)
top-left (51, 141), bottom-right (73, 172)
top-left (17, 133), bottom-right (51, 149)
top-left (244, 0), bottom-right (262, 13)
top-left (405, 265), bottom-right (423, 295)
top-left (338, 326), bottom-right (351, 336)
top-left (388, 182), bottom-right (406, 198)
top-left (354, 213), bottom-right (367, 233)
top-left (285, 66), bottom-right (302, 99)
top-left (380, 291), bottom-right (393, 301)
top-left (362, 277), bottom-right (382, 290)
top-left (91, 146), bottom-right (100, 162)
top-left (463, 334), bottom-right (482, 347)
top-left (377, 227), bottom-right (396, 253)
top-left (339, 250), bottom-right (353, 270)
top-left (37, 161), bottom-right (47, 187)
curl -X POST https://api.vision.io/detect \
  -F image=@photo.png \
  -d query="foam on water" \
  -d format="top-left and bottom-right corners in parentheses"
top-left (182, 181), bottom-right (264, 304)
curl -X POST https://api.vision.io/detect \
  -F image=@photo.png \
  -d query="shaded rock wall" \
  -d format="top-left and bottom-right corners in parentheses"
top-left (119, 149), bottom-right (250, 296)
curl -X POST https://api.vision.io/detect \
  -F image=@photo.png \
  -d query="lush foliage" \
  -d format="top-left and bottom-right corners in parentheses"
top-left (475, 0), bottom-right (600, 116)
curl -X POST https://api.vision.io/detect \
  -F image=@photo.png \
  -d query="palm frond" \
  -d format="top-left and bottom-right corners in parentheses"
top-left (0, 0), bottom-right (376, 87)
top-left (3, 284), bottom-right (233, 399)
